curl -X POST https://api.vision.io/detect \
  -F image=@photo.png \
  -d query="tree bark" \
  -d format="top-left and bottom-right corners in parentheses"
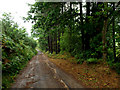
top-left (49, 33), bottom-right (53, 53)
top-left (50, 34), bottom-right (53, 53)
top-left (102, 19), bottom-right (108, 61)
top-left (58, 29), bottom-right (60, 53)
top-left (102, 3), bottom-right (110, 61)
top-left (112, 3), bottom-right (116, 62)
top-left (69, 2), bottom-right (72, 53)
top-left (80, 2), bottom-right (84, 51)
top-left (48, 32), bottom-right (50, 52)
top-left (85, 2), bottom-right (90, 51)
top-left (61, 2), bottom-right (64, 35)
top-left (54, 32), bottom-right (57, 54)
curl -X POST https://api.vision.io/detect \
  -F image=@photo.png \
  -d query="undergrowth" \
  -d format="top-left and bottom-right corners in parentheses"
top-left (46, 51), bottom-right (120, 74)
top-left (2, 13), bottom-right (38, 89)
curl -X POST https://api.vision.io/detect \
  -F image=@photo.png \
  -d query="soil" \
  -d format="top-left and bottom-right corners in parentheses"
top-left (46, 53), bottom-right (120, 88)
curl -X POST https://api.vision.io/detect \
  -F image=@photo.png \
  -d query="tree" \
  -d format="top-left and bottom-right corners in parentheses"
top-left (26, 1), bottom-right (120, 63)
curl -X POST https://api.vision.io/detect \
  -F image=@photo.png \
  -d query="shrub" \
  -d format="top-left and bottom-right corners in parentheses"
top-left (108, 61), bottom-right (120, 74)
top-left (86, 58), bottom-right (98, 64)
top-left (113, 62), bottom-right (120, 74)
top-left (76, 59), bottom-right (84, 64)
top-left (1, 13), bottom-right (37, 89)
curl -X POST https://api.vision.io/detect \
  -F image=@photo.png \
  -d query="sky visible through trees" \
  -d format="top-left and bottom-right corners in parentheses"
top-left (0, 0), bottom-right (35, 36)
top-left (26, 1), bottom-right (120, 73)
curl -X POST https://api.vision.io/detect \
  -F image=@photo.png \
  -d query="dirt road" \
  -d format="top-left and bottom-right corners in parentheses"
top-left (12, 51), bottom-right (84, 88)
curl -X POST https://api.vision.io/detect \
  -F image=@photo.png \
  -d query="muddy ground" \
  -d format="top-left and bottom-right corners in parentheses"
top-left (12, 51), bottom-right (84, 88)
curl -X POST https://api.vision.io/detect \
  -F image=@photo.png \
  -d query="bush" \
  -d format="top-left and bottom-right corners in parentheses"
top-left (86, 58), bottom-right (98, 64)
top-left (76, 59), bottom-right (84, 64)
top-left (60, 51), bottom-right (64, 55)
top-left (75, 53), bottom-right (84, 59)
top-left (113, 62), bottom-right (120, 74)
top-left (1, 13), bottom-right (37, 89)
top-left (108, 61), bottom-right (120, 74)
top-left (52, 51), bottom-right (56, 55)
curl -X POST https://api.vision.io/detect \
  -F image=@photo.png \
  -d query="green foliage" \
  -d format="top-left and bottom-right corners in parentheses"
top-left (76, 59), bottom-right (84, 64)
top-left (1, 13), bottom-right (37, 89)
top-left (26, 2), bottom-right (120, 74)
top-left (74, 53), bottom-right (84, 59)
top-left (59, 51), bottom-right (65, 55)
top-left (86, 58), bottom-right (98, 64)
top-left (60, 29), bottom-right (71, 52)
top-left (108, 60), bottom-right (120, 74)
top-left (112, 62), bottom-right (120, 74)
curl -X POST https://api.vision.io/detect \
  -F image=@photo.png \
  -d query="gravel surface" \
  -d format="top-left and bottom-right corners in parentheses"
top-left (12, 51), bottom-right (84, 88)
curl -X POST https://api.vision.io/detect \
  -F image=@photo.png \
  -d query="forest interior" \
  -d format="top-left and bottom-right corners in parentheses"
top-left (1, 0), bottom-right (120, 89)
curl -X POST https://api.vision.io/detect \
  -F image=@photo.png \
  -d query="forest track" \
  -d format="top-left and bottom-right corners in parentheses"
top-left (12, 51), bottom-right (84, 88)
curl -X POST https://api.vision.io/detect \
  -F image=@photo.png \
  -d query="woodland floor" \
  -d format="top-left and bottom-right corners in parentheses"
top-left (46, 53), bottom-right (120, 88)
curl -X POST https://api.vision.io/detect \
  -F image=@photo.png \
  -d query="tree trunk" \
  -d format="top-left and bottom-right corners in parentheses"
top-left (102, 19), bottom-right (108, 61)
top-left (80, 2), bottom-right (84, 51)
top-left (54, 32), bottom-right (57, 54)
top-left (50, 35), bottom-right (53, 53)
top-left (49, 33), bottom-right (53, 53)
top-left (69, 2), bottom-right (72, 53)
top-left (57, 29), bottom-right (60, 53)
top-left (62, 2), bottom-right (64, 35)
top-left (45, 36), bottom-right (48, 51)
top-left (85, 2), bottom-right (90, 51)
top-left (48, 33), bottom-right (50, 52)
top-left (102, 3), bottom-right (108, 61)
top-left (112, 3), bottom-right (116, 62)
